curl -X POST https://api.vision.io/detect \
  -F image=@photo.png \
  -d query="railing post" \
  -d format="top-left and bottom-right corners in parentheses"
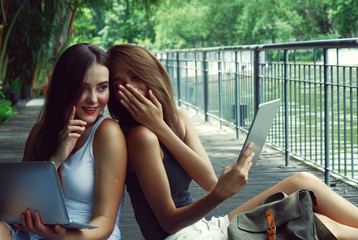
top-left (185, 52), bottom-right (188, 105)
top-left (176, 51), bottom-right (181, 106)
top-left (324, 48), bottom-right (331, 186)
top-left (253, 49), bottom-right (261, 112)
top-left (235, 50), bottom-right (240, 139)
top-left (203, 51), bottom-right (209, 122)
top-left (218, 51), bottom-right (223, 128)
top-left (166, 52), bottom-right (169, 73)
top-left (195, 52), bottom-right (199, 113)
top-left (284, 50), bottom-right (290, 166)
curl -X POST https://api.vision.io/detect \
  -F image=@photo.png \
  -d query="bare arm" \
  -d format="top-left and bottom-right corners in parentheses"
top-left (152, 109), bottom-right (217, 192)
top-left (76, 118), bottom-right (127, 239)
top-left (127, 126), bottom-right (254, 234)
top-left (19, 119), bottom-right (127, 240)
top-left (118, 84), bottom-right (217, 191)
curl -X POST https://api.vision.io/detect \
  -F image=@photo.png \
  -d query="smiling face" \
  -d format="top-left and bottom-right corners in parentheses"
top-left (74, 63), bottom-right (110, 125)
top-left (111, 63), bottom-right (148, 98)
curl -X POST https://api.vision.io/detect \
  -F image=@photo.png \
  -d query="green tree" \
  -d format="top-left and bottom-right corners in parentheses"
top-left (98, 1), bottom-right (156, 48)
top-left (330, 0), bottom-right (358, 37)
top-left (204, 0), bottom-right (244, 46)
top-left (2, 0), bottom-right (357, 99)
top-left (4, 0), bottom-right (79, 96)
top-left (153, 0), bottom-right (356, 48)
top-left (155, 0), bottom-right (213, 49)
top-left (72, 0), bottom-right (158, 49)
top-left (235, 0), bottom-right (338, 45)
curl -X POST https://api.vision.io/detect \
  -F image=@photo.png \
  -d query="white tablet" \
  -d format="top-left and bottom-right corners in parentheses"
top-left (237, 99), bottom-right (281, 166)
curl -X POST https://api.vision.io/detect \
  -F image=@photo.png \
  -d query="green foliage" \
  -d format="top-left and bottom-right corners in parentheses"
top-left (0, 99), bottom-right (13, 125)
top-left (2, 0), bottom-right (357, 98)
top-left (68, 0), bottom-right (358, 50)
top-left (6, 76), bottom-right (23, 92)
top-left (155, 0), bottom-right (209, 49)
top-left (72, 1), bottom-right (157, 49)
top-left (3, 0), bottom-right (76, 97)
top-left (152, 0), bottom-right (358, 49)
top-left (330, 0), bottom-right (358, 37)
top-left (3, 0), bottom-right (108, 98)
top-left (0, 4), bottom-right (22, 96)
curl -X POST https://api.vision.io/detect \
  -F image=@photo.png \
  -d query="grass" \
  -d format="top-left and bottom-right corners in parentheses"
top-left (0, 99), bottom-right (15, 125)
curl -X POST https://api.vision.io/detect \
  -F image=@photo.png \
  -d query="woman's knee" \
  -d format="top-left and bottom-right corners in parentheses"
top-left (292, 172), bottom-right (318, 182)
top-left (295, 171), bottom-right (314, 178)
top-left (287, 172), bottom-right (322, 190)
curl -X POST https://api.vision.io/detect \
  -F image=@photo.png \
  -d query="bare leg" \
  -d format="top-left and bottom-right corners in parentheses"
top-left (228, 172), bottom-right (358, 229)
top-left (316, 213), bottom-right (358, 240)
top-left (0, 221), bottom-right (12, 240)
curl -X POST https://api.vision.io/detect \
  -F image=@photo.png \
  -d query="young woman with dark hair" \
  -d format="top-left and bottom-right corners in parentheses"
top-left (0, 43), bottom-right (127, 240)
top-left (107, 44), bottom-right (358, 240)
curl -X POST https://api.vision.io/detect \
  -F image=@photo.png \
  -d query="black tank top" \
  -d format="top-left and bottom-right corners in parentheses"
top-left (125, 143), bottom-right (194, 239)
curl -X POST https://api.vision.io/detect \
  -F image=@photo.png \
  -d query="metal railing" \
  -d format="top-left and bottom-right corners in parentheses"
top-left (155, 38), bottom-right (358, 186)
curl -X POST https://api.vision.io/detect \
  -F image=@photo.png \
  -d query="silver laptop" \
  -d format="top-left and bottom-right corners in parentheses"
top-left (238, 99), bottom-right (281, 166)
top-left (0, 161), bottom-right (97, 229)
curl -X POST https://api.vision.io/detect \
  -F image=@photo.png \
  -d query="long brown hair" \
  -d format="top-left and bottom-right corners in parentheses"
top-left (29, 43), bottom-right (109, 161)
top-left (107, 44), bottom-right (184, 140)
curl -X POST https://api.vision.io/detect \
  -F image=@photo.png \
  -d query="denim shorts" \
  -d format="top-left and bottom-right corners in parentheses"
top-left (165, 215), bottom-right (230, 240)
top-left (3, 223), bottom-right (45, 240)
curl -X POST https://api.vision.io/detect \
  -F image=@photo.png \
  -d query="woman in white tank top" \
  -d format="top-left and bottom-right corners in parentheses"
top-left (0, 43), bottom-right (127, 240)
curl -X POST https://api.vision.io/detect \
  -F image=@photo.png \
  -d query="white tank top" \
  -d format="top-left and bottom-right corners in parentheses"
top-left (60, 116), bottom-right (122, 239)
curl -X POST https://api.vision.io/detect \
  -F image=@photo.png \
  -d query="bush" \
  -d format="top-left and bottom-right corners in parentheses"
top-left (0, 99), bottom-right (14, 125)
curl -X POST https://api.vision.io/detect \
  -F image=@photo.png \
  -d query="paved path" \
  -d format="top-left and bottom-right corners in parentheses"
top-left (1, 98), bottom-right (358, 239)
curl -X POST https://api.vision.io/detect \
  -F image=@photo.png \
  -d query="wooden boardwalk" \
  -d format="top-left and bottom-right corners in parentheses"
top-left (1, 98), bottom-right (358, 239)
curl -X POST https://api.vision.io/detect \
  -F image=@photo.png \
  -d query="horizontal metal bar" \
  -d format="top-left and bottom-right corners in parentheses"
top-left (155, 38), bottom-right (358, 54)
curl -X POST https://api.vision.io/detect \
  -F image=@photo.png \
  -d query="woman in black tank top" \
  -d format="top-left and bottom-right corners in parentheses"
top-left (107, 44), bottom-right (358, 240)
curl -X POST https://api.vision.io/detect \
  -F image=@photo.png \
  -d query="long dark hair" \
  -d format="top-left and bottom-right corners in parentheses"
top-left (107, 44), bottom-right (184, 139)
top-left (29, 43), bottom-right (109, 161)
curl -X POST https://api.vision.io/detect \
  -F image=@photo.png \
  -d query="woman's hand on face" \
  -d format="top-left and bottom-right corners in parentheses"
top-left (213, 143), bottom-right (255, 201)
top-left (15, 209), bottom-right (66, 240)
top-left (117, 84), bottom-right (164, 132)
top-left (52, 106), bottom-right (87, 167)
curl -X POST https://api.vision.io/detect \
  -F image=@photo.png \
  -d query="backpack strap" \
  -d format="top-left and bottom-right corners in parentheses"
top-left (265, 210), bottom-right (277, 240)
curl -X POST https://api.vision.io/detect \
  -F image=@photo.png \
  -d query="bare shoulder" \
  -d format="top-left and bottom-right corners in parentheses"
top-left (177, 109), bottom-right (191, 122)
top-left (127, 125), bottom-right (158, 147)
top-left (126, 126), bottom-right (162, 169)
top-left (95, 118), bottom-right (124, 142)
top-left (93, 118), bottom-right (126, 165)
